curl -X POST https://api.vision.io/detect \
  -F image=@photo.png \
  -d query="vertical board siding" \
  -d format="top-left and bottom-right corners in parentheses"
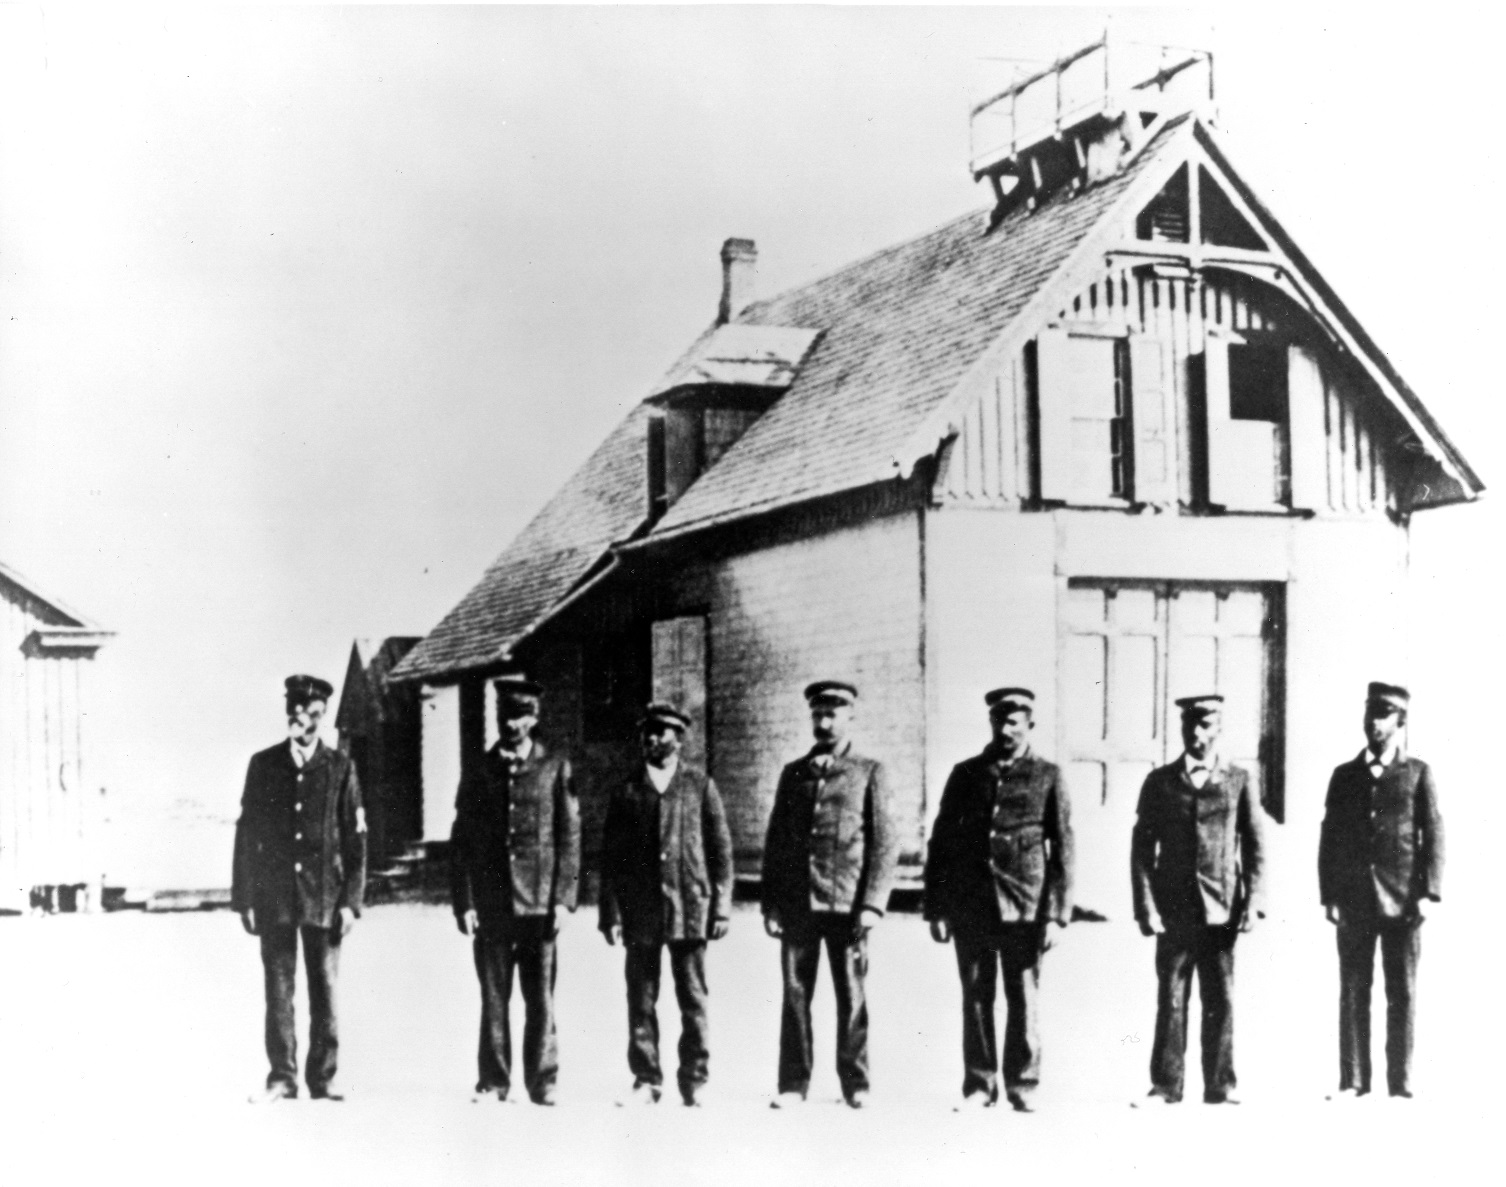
top-left (940, 266), bottom-right (1400, 517)
top-left (0, 580), bottom-right (99, 902)
top-left (694, 513), bottom-right (926, 870)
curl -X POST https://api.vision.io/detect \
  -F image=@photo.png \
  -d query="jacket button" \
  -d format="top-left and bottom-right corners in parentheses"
top-left (296, 802), bottom-right (303, 811)
top-left (295, 832), bottom-right (303, 841)
top-left (294, 862), bottom-right (302, 872)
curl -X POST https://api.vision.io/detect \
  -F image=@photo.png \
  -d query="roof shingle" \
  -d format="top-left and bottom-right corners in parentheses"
top-left (393, 128), bottom-right (1180, 681)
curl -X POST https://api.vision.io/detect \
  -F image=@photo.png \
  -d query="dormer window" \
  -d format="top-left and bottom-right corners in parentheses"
top-left (647, 397), bottom-right (771, 523)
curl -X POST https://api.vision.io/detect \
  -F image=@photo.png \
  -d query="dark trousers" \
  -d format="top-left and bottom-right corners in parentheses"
top-left (260, 924), bottom-right (342, 1094)
top-left (473, 921), bottom-right (558, 1100)
top-left (1150, 925), bottom-right (1238, 1102)
top-left (1336, 915), bottom-right (1421, 1095)
top-left (778, 912), bottom-right (869, 1098)
top-left (624, 940), bottom-right (710, 1095)
top-left (954, 924), bottom-right (1047, 1101)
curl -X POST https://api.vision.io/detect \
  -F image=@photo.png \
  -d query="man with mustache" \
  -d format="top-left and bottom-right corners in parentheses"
top-left (599, 702), bottom-right (733, 1106)
top-left (233, 674), bottom-right (367, 1103)
top-left (924, 687), bottom-right (1074, 1112)
top-left (450, 675), bottom-right (581, 1106)
top-left (762, 681), bottom-right (897, 1110)
top-left (1130, 694), bottom-right (1265, 1107)
top-left (1318, 682), bottom-right (1444, 1101)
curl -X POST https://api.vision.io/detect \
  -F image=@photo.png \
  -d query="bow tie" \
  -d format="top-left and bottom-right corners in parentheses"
top-left (810, 753), bottom-right (835, 772)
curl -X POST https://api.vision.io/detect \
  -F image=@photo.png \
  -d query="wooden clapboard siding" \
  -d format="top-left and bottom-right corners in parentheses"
top-left (0, 576), bottom-right (98, 902)
top-left (687, 511), bottom-right (927, 872)
top-left (937, 265), bottom-right (1404, 517)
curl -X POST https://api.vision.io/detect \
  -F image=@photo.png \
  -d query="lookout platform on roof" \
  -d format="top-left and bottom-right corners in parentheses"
top-left (970, 34), bottom-right (1215, 219)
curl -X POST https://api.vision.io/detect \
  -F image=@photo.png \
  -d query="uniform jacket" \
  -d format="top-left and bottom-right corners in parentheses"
top-left (923, 749), bottom-right (1074, 931)
top-left (761, 745), bottom-right (898, 921)
top-left (1130, 758), bottom-right (1265, 932)
top-left (1318, 752), bottom-right (1443, 920)
top-left (231, 740), bottom-right (367, 930)
top-left (449, 740), bottom-right (581, 927)
top-left (597, 761), bottom-right (734, 945)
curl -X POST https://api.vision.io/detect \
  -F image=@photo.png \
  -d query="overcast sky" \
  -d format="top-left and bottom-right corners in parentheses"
top-left (1, 6), bottom-right (1499, 882)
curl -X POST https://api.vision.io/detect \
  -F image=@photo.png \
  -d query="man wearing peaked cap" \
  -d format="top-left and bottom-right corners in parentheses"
top-left (232, 674), bottom-right (367, 1103)
top-left (450, 674), bottom-right (580, 1106)
top-left (1319, 683), bottom-right (1443, 1100)
top-left (1130, 693), bottom-right (1265, 1107)
top-left (762, 680), bottom-right (898, 1110)
top-left (599, 702), bottom-right (733, 1107)
top-left (925, 686), bottom-right (1074, 1112)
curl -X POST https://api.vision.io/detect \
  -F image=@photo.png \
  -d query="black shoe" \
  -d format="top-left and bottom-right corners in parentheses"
top-left (844, 1090), bottom-right (870, 1110)
top-left (532, 1087), bottom-right (557, 1107)
top-left (681, 1085), bottom-right (705, 1107)
top-left (248, 1082), bottom-right (297, 1105)
top-left (309, 1087), bottom-right (345, 1102)
top-left (1204, 1092), bottom-right (1241, 1106)
top-left (1006, 1091), bottom-right (1036, 1113)
top-left (1390, 1088), bottom-right (1414, 1100)
top-left (471, 1087), bottom-right (508, 1104)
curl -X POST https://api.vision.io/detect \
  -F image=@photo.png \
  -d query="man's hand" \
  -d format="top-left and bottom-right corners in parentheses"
top-left (856, 907), bottom-right (882, 938)
top-left (1239, 909), bottom-right (1261, 935)
top-left (1041, 921), bottom-right (1066, 952)
top-left (929, 919), bottom-right (951, 944)
top-left (338, 906), bottom-right (356, 938)
top-left (552, 904), bottom-right (569, 935)
top-left (1324, 904), bottom-right (1342, 927)
top-left (1137, 917), bottom-right (1164, 938)
top-left (457, 909), bottom-right (479, 937)
top-left (603, 923), bottom-right (622, 946)
top-left (710, 917), bottom-right (730, 941)
top-left (240, 909), bottom-right (258, 937)
top-left (763, 912), bottom-right (783, 939)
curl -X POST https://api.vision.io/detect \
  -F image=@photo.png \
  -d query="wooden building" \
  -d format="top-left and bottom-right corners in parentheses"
top-left (391, 43), bottom-right (1482, 914)
top-left (0, 560), bottom-right (112, 911)
top-left (334, 637), bottom-right (424, 864)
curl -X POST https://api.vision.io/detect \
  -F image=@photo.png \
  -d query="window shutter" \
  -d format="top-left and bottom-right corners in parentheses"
top-left (650, 617), bottom-right (709, 769)
top-left (1287, 344), bottom-right (1327, 512)
top-left (1129, 334), bottom-right (1175, 505)
top-left (1198, 331), bottom-right (1259, 509)
top-left (1035, 329), bottom-right (1076, 502)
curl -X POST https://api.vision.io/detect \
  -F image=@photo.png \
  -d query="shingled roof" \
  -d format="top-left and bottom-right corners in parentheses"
top-left (391, 122), bottom-right (1185, 683)
top-left (392, 406), bottom-right (653, 680)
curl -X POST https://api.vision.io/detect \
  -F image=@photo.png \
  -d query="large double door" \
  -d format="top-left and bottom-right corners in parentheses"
top-left (1060, 579), bottom-right (1283, 919)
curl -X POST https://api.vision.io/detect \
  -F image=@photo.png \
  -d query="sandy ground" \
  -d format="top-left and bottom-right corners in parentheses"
top-left (0, 901), bottom-right (1497, 1186)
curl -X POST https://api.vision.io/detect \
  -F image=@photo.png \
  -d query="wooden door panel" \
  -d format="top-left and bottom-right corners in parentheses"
top-left (1062, 578), bottom-right (1284, 917)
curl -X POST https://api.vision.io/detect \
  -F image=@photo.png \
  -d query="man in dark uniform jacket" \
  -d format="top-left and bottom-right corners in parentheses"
top-left (924, 687), bottom-right (1073, 1112)
top-left (450, 676), bottom-right (581, 1106)
top-left (1318, 682), bottom-right (1444, 1100)
top-left (1130, 694), bottom-right (1265, 1107)
top-left (762, 680), bottom-right (898, 1110)
top-left (232, 674), bottom-right (367, 1103)
top-left (599, 703), bottom-right (734, 1107)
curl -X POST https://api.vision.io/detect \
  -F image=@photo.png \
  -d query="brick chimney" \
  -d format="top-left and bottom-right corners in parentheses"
top-left (718, 238), bottom-right (757, 324)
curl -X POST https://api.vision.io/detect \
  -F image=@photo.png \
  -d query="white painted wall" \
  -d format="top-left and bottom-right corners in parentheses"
top-left (420, 684), bottom-right (462, 842)
top-left (924, 505), bottom-right (1410, 918)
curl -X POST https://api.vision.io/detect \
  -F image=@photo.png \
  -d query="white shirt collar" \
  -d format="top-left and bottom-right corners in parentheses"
top-left (1183, 751), bottom-right (1219, 775)
top-left (645, 756), bottom-right (679, 793)
top-left (498, 737), bottom-right (534, 764)
top-left (290, 737), bottom-right (319, 768)
top-left (1364, 742), bottom-right (1399, 770)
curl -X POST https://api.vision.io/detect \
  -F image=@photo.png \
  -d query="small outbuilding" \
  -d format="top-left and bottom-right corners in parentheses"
top-left (0, 560), bottom-right (113, 911)
top-left (391, 42), bottom-right (1483, 915)
top-left (334, 637), bottom-right (425, 866)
